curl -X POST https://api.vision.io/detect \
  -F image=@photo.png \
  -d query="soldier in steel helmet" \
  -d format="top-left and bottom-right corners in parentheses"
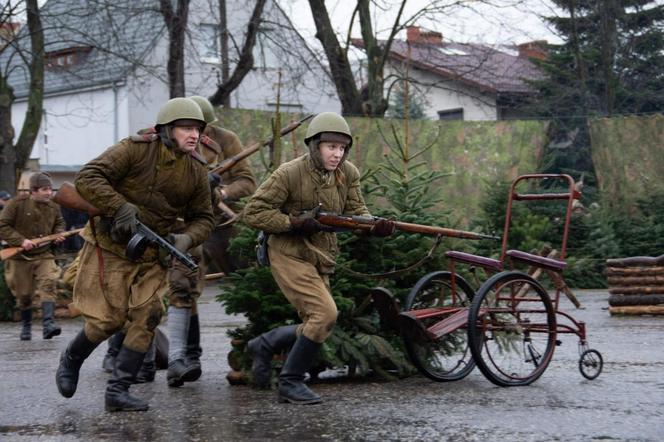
top-left (243, 112), bottom-right (395, 404)
top-left (0, 172), bottom-right (65, 341)
top-left (54, 97), bottom-right (214, 412)
top-left (99, 95), bottom-right (257, 386)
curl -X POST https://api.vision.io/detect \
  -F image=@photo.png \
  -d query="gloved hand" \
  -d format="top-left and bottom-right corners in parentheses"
top-left (168, 233), bottom-right (193, 253)
top-left (111, 202), bottom-right (139, 241)
top-left (370, 218), bottom-right (396, 237)
top-left (289, 216), bottom-right (335, 236)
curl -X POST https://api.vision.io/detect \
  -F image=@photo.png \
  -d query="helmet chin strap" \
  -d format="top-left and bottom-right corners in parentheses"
top-left (158, 125), bottom-right (177, 149)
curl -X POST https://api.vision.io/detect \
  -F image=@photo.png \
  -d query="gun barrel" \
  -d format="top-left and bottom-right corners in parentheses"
top-left (209, 114), bottom-right (313, 176)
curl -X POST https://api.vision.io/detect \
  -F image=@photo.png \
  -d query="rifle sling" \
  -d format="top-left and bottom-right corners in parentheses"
top-left (305, 235), bottom-right (443, 279)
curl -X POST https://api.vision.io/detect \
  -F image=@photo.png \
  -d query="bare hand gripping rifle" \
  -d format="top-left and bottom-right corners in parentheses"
top-left (53, 182), bottom-right (198, 271)
top-left (0, 228), bottom-right (84, 261)
top-left (315, 212), bottom-right (500, 241)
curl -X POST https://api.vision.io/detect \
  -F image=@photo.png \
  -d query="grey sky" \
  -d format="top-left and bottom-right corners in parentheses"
top-left (276, 0), bottom-right (564, 46)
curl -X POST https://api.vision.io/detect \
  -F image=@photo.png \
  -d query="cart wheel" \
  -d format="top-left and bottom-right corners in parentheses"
top-left (468, 271), bottom-right (557, 387)
top-left (402, 271), bottom-right (475, 382)
top-left (579, 349), bottom-right (603, 380)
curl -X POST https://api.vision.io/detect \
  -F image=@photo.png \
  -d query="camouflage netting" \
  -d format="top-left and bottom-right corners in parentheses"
top-left (589, 114), bottom-right (664, 216)
top-left (216, 109), bottom-right (548, 224)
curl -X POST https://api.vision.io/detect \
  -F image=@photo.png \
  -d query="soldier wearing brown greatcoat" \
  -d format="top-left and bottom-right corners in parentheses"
top-left (54, 97), bottom-right (214, 412)
top-left (0, 172), bottom-right (65, 341)
top-left (243, 112), bottom-right (395, 404)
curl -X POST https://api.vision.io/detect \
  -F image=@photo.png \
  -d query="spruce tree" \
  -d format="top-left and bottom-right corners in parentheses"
top-left (529, 1), bottom-right (664, 180)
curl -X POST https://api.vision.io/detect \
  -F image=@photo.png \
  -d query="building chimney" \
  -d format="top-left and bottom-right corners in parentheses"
top-left (518, 40), bottom-right (548, 61)
top-left (406, 26), bottom-right (443, 46)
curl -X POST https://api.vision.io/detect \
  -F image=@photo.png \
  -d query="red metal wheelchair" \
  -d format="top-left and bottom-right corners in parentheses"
top-left (399, 174), bottom-right (603, 386)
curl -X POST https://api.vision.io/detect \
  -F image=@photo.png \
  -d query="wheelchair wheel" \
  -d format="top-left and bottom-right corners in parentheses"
top-left (579, 349), bottom-right (603, 380)
top-left (402, 271), bottom-right (475, 382)
top-left (468, 271), bottom-right (557, 387)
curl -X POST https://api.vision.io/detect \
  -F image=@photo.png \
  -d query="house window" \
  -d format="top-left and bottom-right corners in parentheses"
top-left (438, 108), bottom-right (464, 121)
top-left (45, 47), bottom-right (91, 70)
top-left (200, 24), bottom-right (219, 63)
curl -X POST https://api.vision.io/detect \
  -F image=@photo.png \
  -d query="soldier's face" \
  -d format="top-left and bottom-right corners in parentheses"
top-left (319, 142), bottom-right (347, 171)
top-left (172, 125), bottom-right (201, 153)
top-left (31, 186), bottom-right (53, 202)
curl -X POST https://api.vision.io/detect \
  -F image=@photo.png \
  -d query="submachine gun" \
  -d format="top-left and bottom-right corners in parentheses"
top-left (53, 182), bottom-right (198, 271)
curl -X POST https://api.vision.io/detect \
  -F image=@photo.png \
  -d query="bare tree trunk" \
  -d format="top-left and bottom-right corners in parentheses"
top-left (218, 0), bottom-right (230, 108)
top-left (159, 0), bottom-right (190, 98)
top-left (308, 0), bottom-right (363, 116)
top-left (209, 0), bottom-right (266, 106)
top-left (598, 0), bottom-right (619, 116)
top-left (0, 0), bottom-right (44, 192)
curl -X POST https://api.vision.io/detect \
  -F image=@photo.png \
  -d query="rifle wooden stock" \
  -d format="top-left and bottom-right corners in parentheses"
top-left (316, 212), bottom-right (500, 241)
top-left (0, 228), bottom-right (84, 261)
top-left (208, 114), bottom-right (313, 176)
top-left (54, 182), bottom-right (102, 217)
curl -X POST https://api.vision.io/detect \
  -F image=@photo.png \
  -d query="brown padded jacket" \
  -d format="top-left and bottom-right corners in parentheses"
top-left (243, 154), bottom-right (370, 274)
top-left (75, 137), bottom-right (214, 260)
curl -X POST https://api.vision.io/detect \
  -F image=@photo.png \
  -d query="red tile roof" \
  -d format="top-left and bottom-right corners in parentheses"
top-left (352, 38), bottom-right (545, 95)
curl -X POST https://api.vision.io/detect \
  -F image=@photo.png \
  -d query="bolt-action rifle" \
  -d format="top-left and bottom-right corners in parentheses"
top-left (315, 212), bottom-right (500, 241)
top-left (0, 228), bottom-right (84, 261)
top-left (53, 182), bottom-right (198, 271)
top-left (207, 114), bottom-right (313, 176)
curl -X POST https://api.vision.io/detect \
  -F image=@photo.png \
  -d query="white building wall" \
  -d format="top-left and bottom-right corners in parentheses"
top-left (11, 83), bottom-right (130, 166)
top-left (385, 64), bottom-right (498, 121)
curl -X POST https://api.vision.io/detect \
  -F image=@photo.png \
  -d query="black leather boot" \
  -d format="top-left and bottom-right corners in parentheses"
top-left (105, 346), bottom-right (149, 412)
top-left (277, 335), bottom-right (322, 405)
top-left (42, 302), bottom-right (61, 339)
top-left (134, 340), bottom-right (156, 383)
top-left (247, 325), bottom-right (298, 388)
top-left (184, 314), bottom-right (202, 382)
top-left (20, 309), bottom-right (32, 341)
top-left (55, 329), bottom-right (100, 398)
top-left (102, 331), bottom-right (125, 373)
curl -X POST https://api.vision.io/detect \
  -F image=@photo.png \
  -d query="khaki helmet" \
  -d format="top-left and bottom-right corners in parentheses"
top-left (189, 96), bottom-right (217, 124)
top-left (155, 97), bottom-right (206, 127)
top-left (304, 112), bottom-right (353, 148)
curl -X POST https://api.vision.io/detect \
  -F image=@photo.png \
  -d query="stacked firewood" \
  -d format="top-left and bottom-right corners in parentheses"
top-left (606, 255), bottom-right (664, 315)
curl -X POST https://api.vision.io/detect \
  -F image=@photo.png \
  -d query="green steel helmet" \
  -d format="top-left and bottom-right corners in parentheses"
top-left (304, 112), bottom-right (353, 147)
top-left (189, 95), bottom-right (217, 124)
top-left (155, 97), bottom-right (206, 127)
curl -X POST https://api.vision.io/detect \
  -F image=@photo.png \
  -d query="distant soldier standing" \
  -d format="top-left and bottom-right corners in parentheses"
top-left (54, 97), bottom-right (214, 412)
top-left (0, 172), bottom-right (65, 341)
top-left (243, 112), bottom-right (394, 404)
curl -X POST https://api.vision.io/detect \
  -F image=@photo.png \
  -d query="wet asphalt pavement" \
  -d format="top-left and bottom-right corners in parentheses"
top-left (0, 286), bottom-right (663, 442)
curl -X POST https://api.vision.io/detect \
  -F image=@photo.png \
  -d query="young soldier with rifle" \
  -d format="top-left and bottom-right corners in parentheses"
top-left (242, 112), bottom-right (395, 404)
top-left (54, 97), bottom-right (214, 412)
top-left (0, 172), bottom-right (66, 341)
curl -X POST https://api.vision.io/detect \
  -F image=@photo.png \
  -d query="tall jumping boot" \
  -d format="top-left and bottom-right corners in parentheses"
top-left (166, 307), bottom-right (197, 387)
top-left (42, 301), bottom-right (62, 339)
top-left (247, 325), bottom-right (298, 388)
top-left (20, 309), bottom-right (32, 341)
top-left (55, 329), bottom-right (100, 398)
top-left (102, 331), bottom-right (125, 373)
top-left (184, 313), bottom-right (202, 382)
top-left (134, 339), bottom-right (156, 383)
top-left (105, 346), bottom-right (149, 412)
top-left (277, 335), bottom-right (322, 405)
